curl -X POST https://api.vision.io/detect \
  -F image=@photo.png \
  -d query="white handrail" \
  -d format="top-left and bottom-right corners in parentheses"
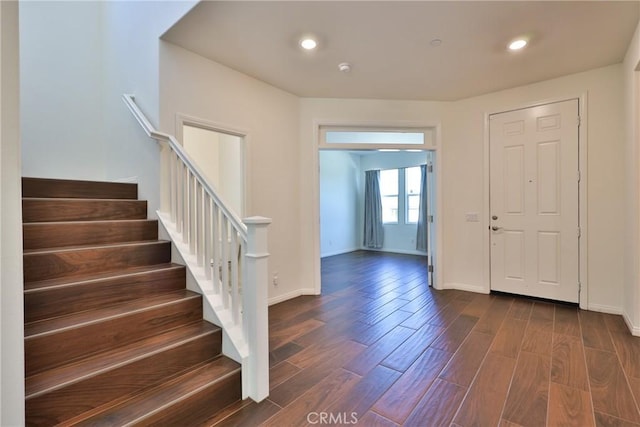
top-left (122, 94), bottom-right (247, 239)
top-left (123, 94), bottom-right (269, 402)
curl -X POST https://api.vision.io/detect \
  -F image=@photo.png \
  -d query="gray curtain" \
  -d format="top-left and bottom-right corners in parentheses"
top-left (363, 170), bottom-right (384, 249)
top-left (416, 164), bottom-right (429, 252)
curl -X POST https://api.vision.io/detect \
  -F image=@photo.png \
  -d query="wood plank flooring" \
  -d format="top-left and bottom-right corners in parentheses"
top-left (213, 251), bottom-right (640, 427)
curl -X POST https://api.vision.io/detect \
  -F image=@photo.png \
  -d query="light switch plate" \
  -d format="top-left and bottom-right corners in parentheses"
top-left (465, 212), bottom-right (479, 222)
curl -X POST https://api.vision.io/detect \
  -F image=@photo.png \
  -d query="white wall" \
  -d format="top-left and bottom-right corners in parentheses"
top-left (102, 1), bottom-right (196, 214)
top-left (624, 20), bottom-right (640, 334)
top-left (1, 1), bottom-right (25, 424)
top-left (20, 1), bottom-right (106, 180)
top-left (159, 42), bottom-right (302, 304)
top-left (19, 1), bottom-right (196, 213)
top-left (319, 151), bottom-right (360, 257)
top-left (358, 151), bottom-right (428, 256)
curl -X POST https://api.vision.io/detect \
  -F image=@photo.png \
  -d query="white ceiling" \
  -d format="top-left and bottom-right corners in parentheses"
top-left (163, 1), bottom-right (640, 101)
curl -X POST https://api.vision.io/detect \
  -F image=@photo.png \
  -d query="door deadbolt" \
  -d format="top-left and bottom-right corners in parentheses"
top-left (492, 215), bottom-right (498, 220)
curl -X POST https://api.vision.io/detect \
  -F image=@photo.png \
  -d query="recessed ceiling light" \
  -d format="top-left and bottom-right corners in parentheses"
top-left (300, 37), bottom-right (317, 50)
top-left (430, 39), bottom-right (442, 47)
top-left (508, 38), bottom-right (528, 51)
top-left (338, 62), bottom-right (351, 73)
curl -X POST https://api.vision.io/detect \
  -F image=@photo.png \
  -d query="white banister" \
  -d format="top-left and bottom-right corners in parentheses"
top-left (122, 94), bottom-right (271, 402)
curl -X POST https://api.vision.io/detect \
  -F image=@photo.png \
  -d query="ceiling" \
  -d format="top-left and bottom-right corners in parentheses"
top-left (163, 1), bottom-right (640, 101)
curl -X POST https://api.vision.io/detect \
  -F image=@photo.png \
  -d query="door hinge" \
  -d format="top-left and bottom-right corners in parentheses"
top-left (577, 116), bottom-right (581, 126)
top-left (578, 281), bottom-right (582, 297)
top-left (428, 215), bottom-right (434, 223)
top-left (428, 264), bottom-right (434, 273)
top-left (577, 227), bottom-right (581, 238)
top-left (577, 170), bottom-right (581, 183)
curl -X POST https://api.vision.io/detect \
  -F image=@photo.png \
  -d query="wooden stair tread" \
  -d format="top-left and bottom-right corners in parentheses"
top-left (25, 289), bottom-right (200, 338)
top-left (23, 239), bottom-right (168, 255)
top-left (71, 357), bottom-right (241, 427)
top-left (26, 322), bottom-right (220, 398)
top-left (24, 263), bottom-right (184, 292)
top-left (22, 177), bottom-right (138, 200)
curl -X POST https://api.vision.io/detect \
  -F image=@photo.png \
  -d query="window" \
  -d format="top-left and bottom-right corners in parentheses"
top-left (319, 126), bottom-right (436, 149)
top-left (405, 167), bottom-right (422, 223)
top-left (380, 169), bottom-right (399, 223)
top-left (325, 131), bottom-right (425, 145)
top-left (378, 166), bottom-right (424, 225)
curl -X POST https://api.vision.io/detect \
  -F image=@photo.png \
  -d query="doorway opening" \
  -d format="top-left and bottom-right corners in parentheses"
top-left (317, 126), bottom-right (438, 293)
top-left (181, 124), bottom-right (245, 217)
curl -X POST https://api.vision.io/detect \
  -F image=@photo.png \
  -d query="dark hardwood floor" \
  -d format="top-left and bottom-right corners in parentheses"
top-left (211, 250), bottom-right (640, 427)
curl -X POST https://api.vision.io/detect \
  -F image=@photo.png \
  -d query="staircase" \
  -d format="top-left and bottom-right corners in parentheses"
top-left (23, 177), bottom-right (242, 426)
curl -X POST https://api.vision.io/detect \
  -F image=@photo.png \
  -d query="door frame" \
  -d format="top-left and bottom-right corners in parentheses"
top-left (311, 120), bottom-right (444, 295)
top-left (483, 94), bottom-right (588, 309)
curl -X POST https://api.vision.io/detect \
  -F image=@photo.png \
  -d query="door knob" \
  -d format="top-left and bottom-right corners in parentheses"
top-left (491, 226), bottom-right (502, 231)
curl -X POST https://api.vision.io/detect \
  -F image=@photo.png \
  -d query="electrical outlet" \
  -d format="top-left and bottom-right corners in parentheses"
top-left (273, 272), bottom-right (279, 286)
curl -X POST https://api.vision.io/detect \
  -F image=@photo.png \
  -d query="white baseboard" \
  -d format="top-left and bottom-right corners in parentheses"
top-left (442, 282), bottom-right (489, 294)
top-left (113, 175), bottom-right (138, 183)
top-left (361, 247), bottom-right (428, 257)
top-left (321, 247), bottom-right (360, 258)
top-left (622, 310), bottom-right (640, 337)
top-left (268, 288), bottom-right (318, 306)
top-left (587, 303), bottom-right (622, 315)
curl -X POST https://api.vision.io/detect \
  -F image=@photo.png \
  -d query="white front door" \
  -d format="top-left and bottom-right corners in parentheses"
top-left (489, 99), bottom-right (580, 303)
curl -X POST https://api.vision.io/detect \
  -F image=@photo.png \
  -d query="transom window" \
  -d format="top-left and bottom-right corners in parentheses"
top-left (325, 131), bottom-right (424, 145)
top-left (319, 126), bottom-right (435, 150)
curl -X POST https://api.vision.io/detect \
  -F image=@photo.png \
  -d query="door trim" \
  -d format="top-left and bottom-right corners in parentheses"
top-left (483, 94), bottom-right (588, 309)
top-left (311, 119), bottom-right (444, 295)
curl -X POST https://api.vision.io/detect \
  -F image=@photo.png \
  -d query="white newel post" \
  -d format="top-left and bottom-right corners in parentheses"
top-left (242, 216), bottom-right (271, 402)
